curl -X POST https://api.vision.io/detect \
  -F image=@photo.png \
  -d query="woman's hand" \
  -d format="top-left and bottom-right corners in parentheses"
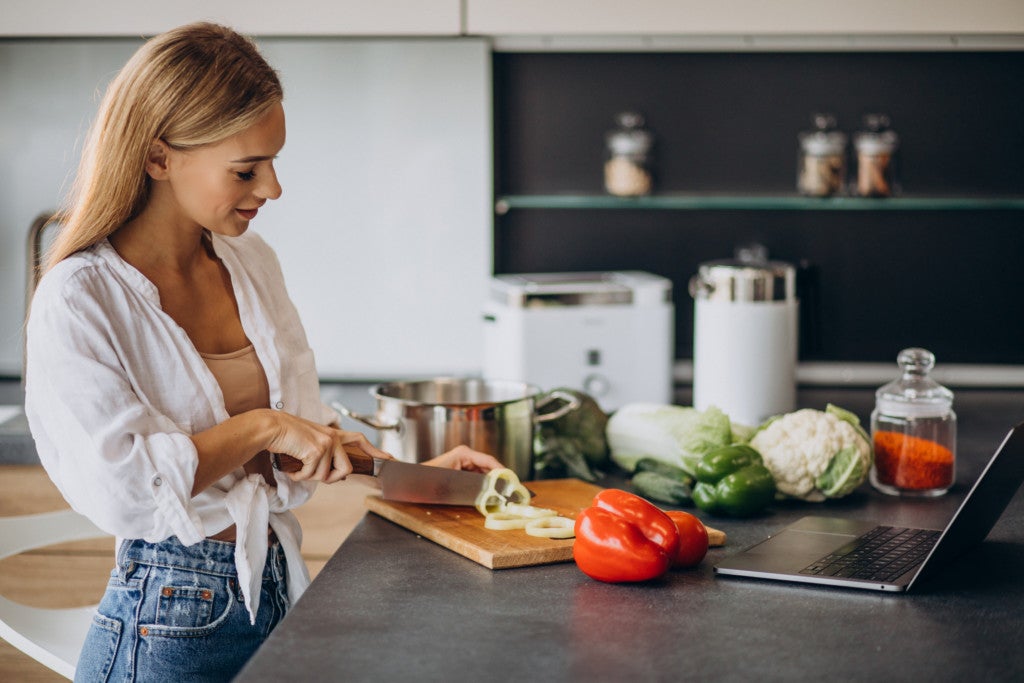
top-left (266, 412), bottom-right (391, 484)
top-left (423, 445), bottom-right (504, 473)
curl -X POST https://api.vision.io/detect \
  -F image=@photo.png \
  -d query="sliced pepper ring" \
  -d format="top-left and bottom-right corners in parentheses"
top-left (484, 513), bottom-right (531, 530)
top-left (475, 468), bottom-right (532, 516)
top-left (503, 503), bottom-right (556, 519)
top-left (524, 516), bottom-right (576, 539)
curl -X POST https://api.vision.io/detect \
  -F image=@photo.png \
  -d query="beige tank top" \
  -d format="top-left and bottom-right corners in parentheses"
top-left (200, 344), bottom-right (270, 417)
top-left (201, 344), bottom-right (276, 539)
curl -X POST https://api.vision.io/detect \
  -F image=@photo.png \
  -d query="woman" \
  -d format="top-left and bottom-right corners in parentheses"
top-left (24, 22), bottom-right (500, 682)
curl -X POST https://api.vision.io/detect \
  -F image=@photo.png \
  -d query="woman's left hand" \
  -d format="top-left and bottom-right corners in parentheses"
top-left (423, 445), bottom-right (504, 473)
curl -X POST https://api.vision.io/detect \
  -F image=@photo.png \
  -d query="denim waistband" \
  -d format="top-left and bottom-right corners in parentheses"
top-left (118, 536), bottom-right (283, 579)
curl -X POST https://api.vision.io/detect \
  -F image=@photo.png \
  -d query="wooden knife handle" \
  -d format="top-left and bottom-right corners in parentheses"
top-left (271, 453), bottom-right (302, 473)
top-left (343, 446), bottom-right (377, 476)
top-left (272, 446), bottom-right (377, 476)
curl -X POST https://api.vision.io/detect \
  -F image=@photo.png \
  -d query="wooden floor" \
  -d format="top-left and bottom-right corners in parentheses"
top-left (0, 465), bottom-right (374, 681)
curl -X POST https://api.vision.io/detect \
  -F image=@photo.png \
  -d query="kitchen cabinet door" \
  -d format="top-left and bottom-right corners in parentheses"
top-left (0, 37), bottom-right (490, 380)
top-left (256, 38), bottom-right (492, 380)
top-left (466, 0), bottom-right (1024, 41)
top-left (0, 0), bottom-right (462, 37)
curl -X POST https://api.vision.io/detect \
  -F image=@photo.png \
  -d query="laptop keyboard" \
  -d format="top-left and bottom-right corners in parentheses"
top-left (800, 526), bottom-right (941, 583)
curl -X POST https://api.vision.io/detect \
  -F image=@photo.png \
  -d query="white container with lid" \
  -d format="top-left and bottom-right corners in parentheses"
top-left (690, 250), bottom-right (798, 427)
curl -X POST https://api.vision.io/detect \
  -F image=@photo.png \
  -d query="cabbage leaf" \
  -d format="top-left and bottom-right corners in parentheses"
top-left (606, 403), bottom-right (733, 475)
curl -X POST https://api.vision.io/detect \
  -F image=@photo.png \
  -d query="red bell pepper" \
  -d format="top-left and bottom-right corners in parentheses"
top-left (573, 489), bottom-right (681, 583)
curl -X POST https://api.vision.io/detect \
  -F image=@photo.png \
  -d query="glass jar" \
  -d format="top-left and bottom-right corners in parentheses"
top-left (604, 111), bottom-right (654, 197)
top-left (870, 348), bottom-right (956, 497)
top-left (797, 113), bottom-right (847, 197)
top-left (853, 113), bottom-right (899, 198)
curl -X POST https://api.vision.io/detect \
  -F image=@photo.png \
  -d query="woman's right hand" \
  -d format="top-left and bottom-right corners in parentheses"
top-left (265, 411), bottom-right (391, 484)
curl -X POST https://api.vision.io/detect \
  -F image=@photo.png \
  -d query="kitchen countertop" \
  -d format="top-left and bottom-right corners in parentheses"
top-left (235, 388), bottom-right (1024, 683)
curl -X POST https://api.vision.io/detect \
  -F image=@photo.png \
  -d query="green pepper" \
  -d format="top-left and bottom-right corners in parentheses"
top-left (694, 444), bottom-right (762, 484)
top-left (692, 445), bottom-right (776, 517)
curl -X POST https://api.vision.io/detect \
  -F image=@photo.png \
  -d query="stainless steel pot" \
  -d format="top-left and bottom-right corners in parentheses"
top-left (332, 378), bottom-right (580, 481)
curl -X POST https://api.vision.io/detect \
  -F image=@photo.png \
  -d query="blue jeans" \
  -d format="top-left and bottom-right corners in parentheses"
top-left (74, 536), bottom-right (289, 682)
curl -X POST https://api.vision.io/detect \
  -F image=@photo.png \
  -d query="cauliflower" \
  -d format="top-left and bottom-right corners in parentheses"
top-left (748, 404), bottom-right (873, 502)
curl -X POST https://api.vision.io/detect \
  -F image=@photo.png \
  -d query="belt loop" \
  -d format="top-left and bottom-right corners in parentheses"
top-left (116, 539), bottom-right (133, 580)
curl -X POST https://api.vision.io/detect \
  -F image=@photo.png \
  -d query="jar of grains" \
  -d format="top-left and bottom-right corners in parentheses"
top-left (797, 113), bottom-right (847, 197)
top-left (604, 111), bottom-right (654, 197)
top-left (870, 347), bottom-right (956, 497)
top-left (853, 113), bottom-right (899, 198)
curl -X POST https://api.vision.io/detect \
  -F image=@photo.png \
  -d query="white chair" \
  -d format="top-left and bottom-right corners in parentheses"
top-left (0, 509), bottom-right (110, 680)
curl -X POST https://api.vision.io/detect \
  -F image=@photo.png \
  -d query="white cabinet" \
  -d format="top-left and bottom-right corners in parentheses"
top-left (256, 39), bottom-right (492, 380)
top-left (0, 0), bottom-right (462, 36)
top-left (6, 1), bottom-right (1021, 40)
top-left (0, 38), bottom-right (491, 379)
top-left (466, 0), bottom-right (1024, 46)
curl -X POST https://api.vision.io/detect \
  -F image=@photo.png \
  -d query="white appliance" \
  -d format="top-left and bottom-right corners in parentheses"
top-left (690, 258), bottom-right (798, 427)
top-left (482, 272), bottom-right (674, 411)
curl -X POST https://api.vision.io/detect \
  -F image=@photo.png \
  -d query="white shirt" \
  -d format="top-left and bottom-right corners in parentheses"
top-left (25, 231), bottom-right (335, 623)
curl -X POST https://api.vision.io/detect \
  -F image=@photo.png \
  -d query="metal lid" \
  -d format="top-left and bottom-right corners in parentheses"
top-left (606, 111), bottom-right (654, 156)
top-left (800, 130), bottom-right (847, 156)
top-left (854, 113), bottom-right (899, 155)
top-left (689, 259), bottom-right (796, 302)
top-left (799, 112), bottom-right (847, 156)
top-left (490, 271), bottom-right (672, 308)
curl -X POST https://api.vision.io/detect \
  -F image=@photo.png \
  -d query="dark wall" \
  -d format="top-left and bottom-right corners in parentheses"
top-left (492, 52), bottom-right (1024, 364)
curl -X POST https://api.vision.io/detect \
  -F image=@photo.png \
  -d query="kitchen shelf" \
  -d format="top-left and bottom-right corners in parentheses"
top-left (494, 194), bottom-right (1024, 214)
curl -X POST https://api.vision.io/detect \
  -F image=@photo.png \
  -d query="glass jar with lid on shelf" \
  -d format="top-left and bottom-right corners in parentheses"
top-left (854, 113), bottom-right (900, 198)
top-left (797, 112), bottom-right (847, 198)
top-left (604, 111), bottom-right (655, 197)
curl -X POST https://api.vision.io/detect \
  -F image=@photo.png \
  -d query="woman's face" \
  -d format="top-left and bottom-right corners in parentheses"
top-left (162, 102), bottom-right (286, 237)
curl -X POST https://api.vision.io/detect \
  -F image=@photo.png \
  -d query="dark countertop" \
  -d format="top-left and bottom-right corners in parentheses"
top-left (236, 388), bottom-right (1024, 682)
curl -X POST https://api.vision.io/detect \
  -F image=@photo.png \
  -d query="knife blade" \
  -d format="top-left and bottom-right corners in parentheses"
top-left (345, 449), bottom-right (489, 506)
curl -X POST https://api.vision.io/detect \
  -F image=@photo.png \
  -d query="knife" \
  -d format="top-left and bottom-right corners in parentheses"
top-left (273, 448), bottom-right (495, 506)
top-left (345, 449), bottom-right (492, 506)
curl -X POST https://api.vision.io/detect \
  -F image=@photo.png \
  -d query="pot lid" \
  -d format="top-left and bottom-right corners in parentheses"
top-left (690, 259), bottom-right (796, 302)
top-left (490, 271), bottom-right (671, 308)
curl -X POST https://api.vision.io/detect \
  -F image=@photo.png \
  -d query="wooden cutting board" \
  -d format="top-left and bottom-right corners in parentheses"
top-left (364, 478), bottom-right (602, 569)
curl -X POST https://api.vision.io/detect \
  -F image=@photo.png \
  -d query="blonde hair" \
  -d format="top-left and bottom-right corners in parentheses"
top-left (45, 22), bottom-right (282, 271)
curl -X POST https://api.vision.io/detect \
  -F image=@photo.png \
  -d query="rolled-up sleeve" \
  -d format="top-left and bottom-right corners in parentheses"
top-left (25, 266), bottom-right (206, 543)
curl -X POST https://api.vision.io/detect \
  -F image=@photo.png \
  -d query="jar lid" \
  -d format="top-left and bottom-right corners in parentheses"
top-left (875, 347), bottom-right (953, 418)
top-left (798, 113), bottom-right (847, 156)
top-left (854, 113), bottom-right (899, 155)
top-left (800, 131), bottom-right (847, 156)
top-left (854, 131), bottom-right (899, 155)
top-left (689, 259), bottom-right (796, 302)
top-left (606, 111), bottom-right (653, 155)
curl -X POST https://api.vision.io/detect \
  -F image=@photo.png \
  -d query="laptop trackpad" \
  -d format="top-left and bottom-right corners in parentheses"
top-left (745, 528), bottom-right (854, 558)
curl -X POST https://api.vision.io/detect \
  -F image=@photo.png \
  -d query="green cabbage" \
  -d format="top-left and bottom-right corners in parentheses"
top-left (533, 389), bottom-right (610, 481)
top-left (606, 403), bottom-right (733, 475)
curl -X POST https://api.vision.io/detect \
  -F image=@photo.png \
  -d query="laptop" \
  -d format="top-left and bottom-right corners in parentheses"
top-left (714, 422), bottom-right (1024, 592)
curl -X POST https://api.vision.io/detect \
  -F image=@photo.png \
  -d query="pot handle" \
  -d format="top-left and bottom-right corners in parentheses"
top-left (533, 390), bottom-right (582, 423)
top-left (331, 401), bottom-right (399, 432)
